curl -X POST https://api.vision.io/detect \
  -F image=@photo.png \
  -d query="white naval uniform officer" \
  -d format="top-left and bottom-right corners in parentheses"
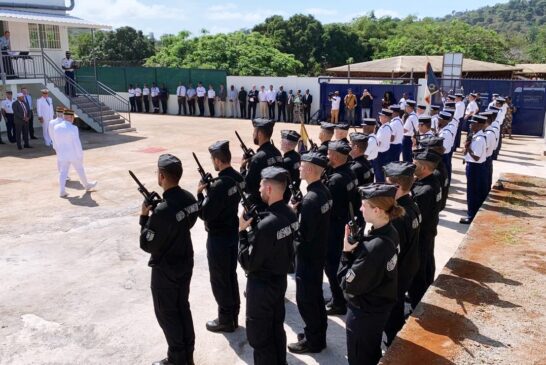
top-left (49, 106), bottom-right (71, 180)
top-left (36, 89), bottom-right (54, 146)
top-left (53, 109), bottom-right (96, 197)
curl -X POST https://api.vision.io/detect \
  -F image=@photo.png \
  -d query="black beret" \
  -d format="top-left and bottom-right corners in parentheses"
top-left (349, 132), bottom-right (369, 143)
top-left (419, 136), bottom-right (445, 148)
top-left (406, 99), bottom-right (417, 107)
top-left (439, 111), bottom-right (452, 120)
top-left (320, 122), bottom-right (335, 131)
top-left (208, 140), bottom-right (229, 153)
top-left (358, 183), bottom-right (398, 199)
top-left (469, 115), bottom-right (487, 124)
top-left (417, 103), bottom-right (427, 110)
top-left (334, 123), bottom-right (350, 130)
top-left (444, 101), bottom-right (456, 108)
top-left (447, 94), bottom-right (456, 100)
top-left (418, 116), bottom-right (432, 125)
top-left (301, 152), bottom-right (328, 168)
top-left (378, 108), bottom-right (393, 116)
top-left (430, 105), bottom-right (441, 111)
top-left (361, 118), bottom-right (377, 126)
top-left (252, 118), bottom-right (275, 128)
top-left (413, 148), bottom-right (442, 163)
top-left (261, 166), bottom-right (289, 183)
top-left (383, 161), bottom-right (416, 178)
top-left (281, 129), bottom-right (301, 142)
top-left (158, 153), bottom-right (183, 173)
top-left (327, 140), bottom-right (351, 155)
top-left (389, 104), bottom-right (401, 112)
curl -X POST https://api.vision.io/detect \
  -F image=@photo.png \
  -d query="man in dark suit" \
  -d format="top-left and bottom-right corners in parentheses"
top-left (276, 86), bottom-right (287, 122)
top-left (12, 92), bottom-right (32, 150)
top-left (303, 89), bottom-right (313, 124)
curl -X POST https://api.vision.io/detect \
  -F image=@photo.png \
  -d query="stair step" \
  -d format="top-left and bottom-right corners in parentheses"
top-left (102, 118), bottom-right (125, 126)
top-left (87, 110), bottom-right (116, 118)
top-left (106, 127), bottom-right (136, 134)
top-left (104, 122), bottom-right (132, 131)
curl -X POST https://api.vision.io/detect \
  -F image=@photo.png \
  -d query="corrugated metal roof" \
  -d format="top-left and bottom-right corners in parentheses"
top-left (327, 56), bottom-right (522, 73)
top-left (0, 8), bottom-right (110, 29)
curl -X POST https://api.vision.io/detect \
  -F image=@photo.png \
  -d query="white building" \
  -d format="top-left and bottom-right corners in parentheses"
top-left (0, 0), bottom-right (133, 134)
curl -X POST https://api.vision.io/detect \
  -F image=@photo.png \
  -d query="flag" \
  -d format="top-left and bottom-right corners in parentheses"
top-left (298, 121), bottom-right (310, 153)
top-left (425, 62), bottom-right (439, 105)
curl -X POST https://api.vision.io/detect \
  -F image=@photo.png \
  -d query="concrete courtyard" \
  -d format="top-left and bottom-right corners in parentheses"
top-left (0, 113), bottom-right (545, 365)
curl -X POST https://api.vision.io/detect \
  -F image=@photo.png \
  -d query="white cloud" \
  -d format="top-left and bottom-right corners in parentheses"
top-left (205, 3), bottom-right (286, 23)
top-left (374, 9), bottom-right (402, 19)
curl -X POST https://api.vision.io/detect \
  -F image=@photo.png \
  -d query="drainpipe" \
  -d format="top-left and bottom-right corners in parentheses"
top-left (0, 0), bottom-right (75, 11)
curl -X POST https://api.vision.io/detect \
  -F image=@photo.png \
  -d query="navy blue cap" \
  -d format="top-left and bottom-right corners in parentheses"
top-left (419, 136), bottom-right (445, 148)
top-left (281, 130), bottom-right (301, 142)
top-left (496, 97), bottom-right (506, 103)
top-left (447, 94), bottom-right (456, 100)
top-left (334, 123), bottom-right (350, 130)
top-left (378, 108), bottom-right (393, 117)
top-left (430, 105), bottom-right (441, 110)
top-left (252, 118), bottom-right (275, 128)
top-left (328, 140), bottom-right (352, 155)
top-left (444, 101), bottom-right (456, 108)
top-left (301, 152), bottom-right (328, 168)
top-left (443, 108), bottom-right (455, 115)
top-left (469, 115), bottom-right (487, 124)
top-left (383, 161), bottom-right (416, 177)
top-left (418, 116), bottom-right (432, 125)
top-left (208, 140), bottom-right (229, 153)
top-left (362, 118), bottom-right (377, 126)
top-left (320, 122), bottom-right (335, 131)
top-left (417, 103), bottom-right (427, 110)
top-left (358, 183), bottom-right (398, 199)
top-left (158, 154), bottom-right (182, 174)
top-left (389, 104), bottom-right (401, 112)
top-left (349, 132), bottom-right (369, 143)
top-left (439, 111), bottom-right (452, 120)
top-left (488, 106), bottom-right (501, 111)
top-left (261, 166), bottom-right (289, 183)
top-left (413, 148), bottom-right (441, 163)
top-left (492, 93), bottom-right (499, 97)
top-left (406, 99), bottom-right (417, 107)
top-left (454, 93), bottom-right (464, 98)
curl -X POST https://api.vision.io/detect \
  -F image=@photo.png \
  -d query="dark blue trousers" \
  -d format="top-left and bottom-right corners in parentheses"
top-left (466, 161), bottom-right (489, 219)
top-left (5, 113), bottom-right (15, 142)
top-left (454, 118), bottom-right (464, 150)
top-left (373, 150), bottom-right (390, 183)
top-left (442, 152), bottom-right (453, 186)
top-left (402, 136), bottom-right (413, 162)
top-left (493, 133), bottom-right (502, 160)
top-left (390, 143), bottom-right (402, 163)
top-left (486, 156), bottom-right (493, 193)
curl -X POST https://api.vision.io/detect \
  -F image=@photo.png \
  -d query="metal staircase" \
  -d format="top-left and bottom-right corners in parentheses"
top-left (1, 51), bottom-right (134, 133)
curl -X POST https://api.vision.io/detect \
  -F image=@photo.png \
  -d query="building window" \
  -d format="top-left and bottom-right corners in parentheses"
top-left (29, 23), bottom-right (61, 49)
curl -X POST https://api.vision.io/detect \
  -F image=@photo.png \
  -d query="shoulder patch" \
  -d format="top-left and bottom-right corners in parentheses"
top-left (436, 192), bottom-right (442, 202)
top-left (412, 218), bottom-right (419, 229)
top-left (345, 269), bottom-right (356, 283)
top-left (145, 230), bottom-right (155, 242)
top-left (386, 253), bottom-right (398, 272)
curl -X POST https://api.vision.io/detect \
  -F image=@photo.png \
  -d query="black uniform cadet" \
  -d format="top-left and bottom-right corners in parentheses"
top-left (288, 152), bottom-right (332, 354)
top-left (197, 141), bottom-right (244, 333)
top-left (139, 154), bottom-right (199, 365)
top-left (317, 122), bottom-right (335, 156)
top-left (408, 149), bottom-right (442, 308)
top-left (238, 167), bottom-right (298, 365)
top-left (338, 184), bottom-right (400, 365)
top-left (349, 132), bottom-right (374, 186)
top-left (241, 118), bottom-right (283, 207)
top-left (334, 123), bottom-right (350, 144)
top-left (280, 129), bottom-right (302, 203)
top-left (383, 162), bottom-right (422, 345)
top-left (324, 140), bottom-right (361, 315)
top-left (419, 136), bottom-right (449, 211)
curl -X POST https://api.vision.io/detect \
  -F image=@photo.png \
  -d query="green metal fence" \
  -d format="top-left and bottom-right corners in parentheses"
top-left (75, 67), bottom-right (227, 94)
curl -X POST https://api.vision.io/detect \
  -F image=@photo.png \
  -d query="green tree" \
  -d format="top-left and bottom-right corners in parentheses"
top-left (322, 23), bottom-right (369, 68)
top-left (146, 32), bottom-right (302, 76)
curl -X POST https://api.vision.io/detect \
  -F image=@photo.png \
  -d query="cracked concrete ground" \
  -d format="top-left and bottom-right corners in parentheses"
top-left (1, 114), bottom-right (545, 364)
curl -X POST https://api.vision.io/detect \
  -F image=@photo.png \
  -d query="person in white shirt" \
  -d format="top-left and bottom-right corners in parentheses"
top-left (176, 82), bottom-right (187, 116)
top-left (399, 93), bottom-right (408, 110)
top-left (492, 98), bottom-right (507, 160)
top-left (361, 118), bottom-right (378, 162)
top-left (151, 83), bottom-right (160, 114)
top-left (258, 86), bottom-right (268, 118)
top-left (464, 93), bottom-right (479, 121)
top-left (460, 115), bottom-right (488, 224)
top-left (430, 105), bottom-right (441, 132)
top-left (330, 91), bottom-right (341, 123)
top-left (266, 85), bottom-right (276, 120)
top-left (437, 111), bottom-right (455, 182)
top-left (481, 111), bottom-right (497, 194)
top-left (36, 89), bottom-right (54, 146)
top-left (142, 83), bottom-right (150, 113)
top-left (61, 51), bottom-right (76, 97)
top-left (227, 85), bottom-right (238, 118)
top-left (453, 93), bottom-right (466, 150)
top-left (1, 91), bottom-right (15, 143)
top-left (487, 93), bottom-right (498, 109)
top-left (49, 106), bottom-right (71, 180)
top-left (134, 84), bottom-right (143, 113)
top-left (128, 84), bottom-right (136, 112)
top-left (402, 99), bottom-right (418, 162)
top-left (207, 84), bottom-right (216, 117)
top-left (375, 108), bottom-right (393, 182)
top-left (196, 82), bottom-right (207, 116)
top-left (53, 109), bottom-right (97, 197)
top-left (388, 104), bottom-right (404, 162)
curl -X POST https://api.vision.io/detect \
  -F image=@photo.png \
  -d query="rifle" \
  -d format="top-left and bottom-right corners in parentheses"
top-left (462, 130), bottom-right (474, 165)
top-left (321, 169), bottom-right (330, 185)
top-left (129, 170), bottom-right (162, 209)
top-left (348, 203), bottom-right (364, 244)
top-left (289, 180), bottom-right (303, 205)
top-left (192, 152), bottom-right (214, 186)
top-left (234, 181), bottom-right (261, 224)
top-left (235, 131), bottom-right (255, 160)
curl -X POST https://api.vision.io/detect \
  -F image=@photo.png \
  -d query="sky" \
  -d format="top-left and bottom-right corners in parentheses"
top-left (71, 0), bottom-right (509, 37)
